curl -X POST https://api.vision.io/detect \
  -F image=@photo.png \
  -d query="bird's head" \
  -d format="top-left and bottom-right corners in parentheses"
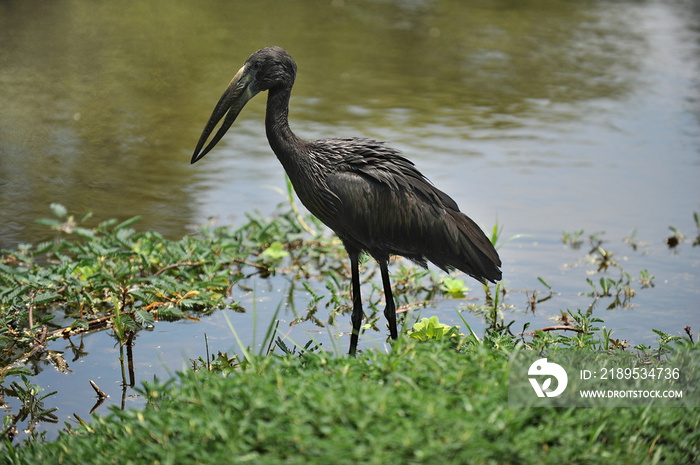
top-left (191, 46), bottom-right (297, 164)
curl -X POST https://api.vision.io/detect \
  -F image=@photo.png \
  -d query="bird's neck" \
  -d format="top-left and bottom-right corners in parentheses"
top-left (265, 86), bottom-right (304, 161)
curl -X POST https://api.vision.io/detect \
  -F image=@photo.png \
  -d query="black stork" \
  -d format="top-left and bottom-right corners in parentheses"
top-left (191, 46), bottom-right (502, 355)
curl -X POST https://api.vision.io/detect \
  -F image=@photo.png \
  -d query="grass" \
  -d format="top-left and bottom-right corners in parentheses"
top-left (1, 201), bottom-right (699, 462)
top-left (3, 339), bottom-right (699, 465)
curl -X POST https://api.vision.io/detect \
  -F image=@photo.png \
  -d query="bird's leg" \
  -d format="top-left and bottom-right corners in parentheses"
top-left (348, 251), bottom-right (364, 356)
top-left (379, 260), bottom-right (398, 340)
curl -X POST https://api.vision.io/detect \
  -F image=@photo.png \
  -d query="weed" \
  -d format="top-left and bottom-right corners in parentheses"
top-left (439, 276), bottom-right (470, 298)
top-left (0, 201), bottom-right (327, 371)
top-left (666, 211), bottom-right (700, 248)
top-left (665, 225), bottom-right (684, 248)
top-left (1, 375), bottom-right (57, 443)
top-left (526, 277), bottom-right (554, 313)
top-left (1, 203), bottom-right (698, 453)
top-left (562, 229), bottom-right (585, 249)
top-left (407, 316), bottom-right (460, 342)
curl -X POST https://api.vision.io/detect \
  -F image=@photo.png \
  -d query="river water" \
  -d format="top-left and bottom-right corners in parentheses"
top-left (1, 0), bottom-right (699, 441)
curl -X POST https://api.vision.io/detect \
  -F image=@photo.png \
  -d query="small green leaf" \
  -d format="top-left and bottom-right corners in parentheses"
top-left (71, 320), bottom-right (90, 331)
top-left (35, 218), bottom-right (62, 228)
top-left (33, 292), bottom-right (61, 305)
top-left (50, 203), bottom-right (68, 219)
top-left (135, 310), bottom-right (155, 327)
top-left (74, 227), bottom-right (96, 239)
top-left (261, 241), bottom-right (289, 261)
top-left (408, 316), bottom-right (458, 342)
top-left (36, 241), bottom-right (54, 254)
top-left (115, 216), bottom-right (142, 231)
top-left (439, 276), bottom-right (469, 298)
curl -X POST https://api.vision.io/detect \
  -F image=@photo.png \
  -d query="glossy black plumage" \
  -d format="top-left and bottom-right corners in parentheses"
top-left (191, 46), bottom-right (502, 355)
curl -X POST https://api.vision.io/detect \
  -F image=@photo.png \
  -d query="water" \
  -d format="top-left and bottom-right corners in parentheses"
top-left (1, 0), bottom-right (699, 441)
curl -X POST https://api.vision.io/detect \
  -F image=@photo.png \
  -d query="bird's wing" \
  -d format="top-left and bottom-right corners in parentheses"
top-left (319, 138), bottom-right (501, 281)
top-left (333, 139), bottom-right (460, 214)
top-left (320, 138), bottom-right (453, 205)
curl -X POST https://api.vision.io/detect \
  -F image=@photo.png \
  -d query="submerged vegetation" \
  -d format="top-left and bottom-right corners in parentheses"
top-left (0, 201), bottom-right (322, 371)
top-left (0, 200), bottom-right (698, 460)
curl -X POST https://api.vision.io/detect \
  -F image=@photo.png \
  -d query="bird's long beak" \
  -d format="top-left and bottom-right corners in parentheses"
top-left (191, 64), bottom-right (259, 164)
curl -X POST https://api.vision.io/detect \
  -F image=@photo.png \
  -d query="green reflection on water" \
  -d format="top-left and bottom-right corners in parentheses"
top-left (0, 0), bottom-right (643, 246)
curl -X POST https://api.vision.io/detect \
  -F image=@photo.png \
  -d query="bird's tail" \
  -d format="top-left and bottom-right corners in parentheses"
top-left (438, 209), bottom-right (502, 283)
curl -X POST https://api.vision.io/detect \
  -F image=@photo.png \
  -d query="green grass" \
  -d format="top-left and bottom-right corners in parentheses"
top-left (4, 339), bottom-right (698, 465)
top-left (1, 203), bottom-right (699, 462)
